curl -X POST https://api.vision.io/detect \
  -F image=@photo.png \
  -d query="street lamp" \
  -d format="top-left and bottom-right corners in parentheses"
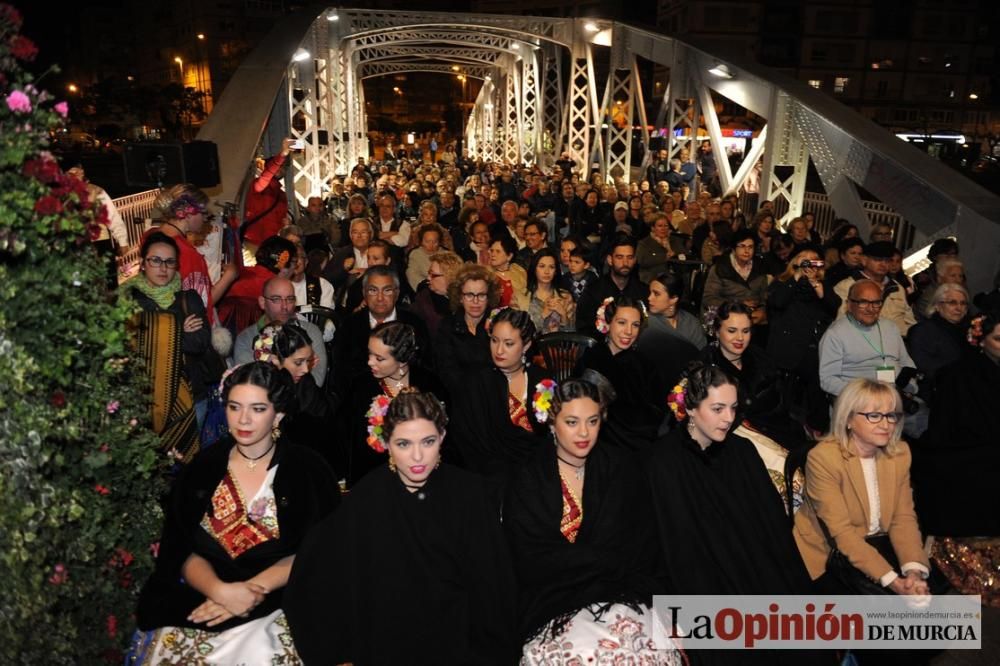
top-left (67, 83), bottom-right (78, 93)
top-left (197, 33), bottom-right (205, 40)
top-left (174, 56), bottom-right (184, 83)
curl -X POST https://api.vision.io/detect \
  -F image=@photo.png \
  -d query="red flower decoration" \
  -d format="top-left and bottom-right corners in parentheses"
top-left (23, 157), bottom-right (61, 184)
top-left (34, 195), bottom-right (63, 216)
top-left (94, 484), bottom-right (111, 496)
top-left (48, 563), bottom-right (68, 585)
top-left (10, 35), bottom-right (38, 62)
top-left (49, 390), bottom-right (66, 408)
top-left (0, 4), bottom-right (23, 30)
top-left (106, 614), bottom-right (118, 639)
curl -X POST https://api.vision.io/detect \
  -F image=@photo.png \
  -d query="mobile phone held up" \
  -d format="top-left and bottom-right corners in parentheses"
top-left (290, 139), bottom-right (305, 151)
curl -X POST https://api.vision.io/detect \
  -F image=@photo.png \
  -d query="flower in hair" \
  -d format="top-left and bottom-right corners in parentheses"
top-left (968, 314), bottom-right (986, 346)
top-left (594, 296), bottom-right (615, 334)
top-left (532, 378), bottom-right (558, 423)
top-left (274, 250), bottom-right (291, 271)
top-left (365, 394), bottom-right (393, 453)
top-left (484, 307), bottom-right (506, 334)
top-left (667, 378), bottom-right (688, 421)
top-left (217, 363), bottom-right (243, 394)
top-left (253, 325), bottom-right (279, 363)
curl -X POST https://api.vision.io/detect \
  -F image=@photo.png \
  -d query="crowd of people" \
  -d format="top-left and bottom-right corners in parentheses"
top-left (118, 143), bottom-right (1000, 665)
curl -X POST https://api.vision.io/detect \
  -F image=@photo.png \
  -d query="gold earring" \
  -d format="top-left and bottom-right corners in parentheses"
top-left (388, 457), bottom-right (397, 472)
top-left (271, 423), bottom-right (281, 441)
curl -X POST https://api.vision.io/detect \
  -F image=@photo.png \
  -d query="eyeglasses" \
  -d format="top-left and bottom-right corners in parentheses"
top-left (263, 296), bottom-right (296, 305)
top-left (855, 411), bottom-right (903, 424)
top-left (365, 286), bottom-right (398, 297)
top-left (940, 300), bottom-right (968, 307)
top-left (462, 292), bottom-right (488, 302)
top-left (849, 298), bottom-right (883, 309)
top-left (145, 256), bottom-right (178, 268)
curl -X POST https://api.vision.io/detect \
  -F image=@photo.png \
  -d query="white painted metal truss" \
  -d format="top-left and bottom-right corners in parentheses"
top-left (197, 8), bottom-right (1000, 293)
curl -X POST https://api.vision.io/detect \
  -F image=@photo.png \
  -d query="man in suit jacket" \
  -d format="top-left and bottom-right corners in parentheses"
top-left (329, 265), bottom-right (429, 397)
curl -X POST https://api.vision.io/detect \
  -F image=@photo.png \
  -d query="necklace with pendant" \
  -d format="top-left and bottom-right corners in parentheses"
top-left (557, 453), bottom-right (586, 481)
top-left (235, 441), bottom-right (275, 470)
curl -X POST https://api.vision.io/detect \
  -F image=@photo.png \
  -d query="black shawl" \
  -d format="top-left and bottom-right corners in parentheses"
top-left (449, 364), bottom-right (552, 499)
top-left (283, 464), bottom-right (517, 665)
top-left (503, 442), bottom-right (665, 641)
top-left (645, 428), bottom-right (823, 665)
top-left (136, 439), bottom-right (340, 632)
top-left (280, 374), bottom-right (339, 477)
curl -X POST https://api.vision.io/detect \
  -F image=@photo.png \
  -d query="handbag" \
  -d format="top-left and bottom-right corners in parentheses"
top-left (809, 495), bottom-right (899, 595)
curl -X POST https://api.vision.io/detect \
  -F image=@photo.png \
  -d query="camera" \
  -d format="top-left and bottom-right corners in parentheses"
top-left (798, 260), bottom-right (825, 269)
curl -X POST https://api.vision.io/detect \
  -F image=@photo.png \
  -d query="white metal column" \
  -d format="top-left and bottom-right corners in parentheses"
top-left (761, 92), bottom-right (808, 226)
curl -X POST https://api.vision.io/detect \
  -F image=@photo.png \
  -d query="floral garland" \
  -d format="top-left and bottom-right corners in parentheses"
top-left (252, 325), bottom-right (279, 363)
top-left (532, 378), bottom-right (558, 423)
top-left (365, 394), bottom-right (393, 453)
top-left (484, 306), bottom-right (506, 334)
top-left (967, 314), bottom-right (987, 346)
top-left (594, 296), bottom-right (615, 334)
top-left (667, 378), bottom-right (688, 421)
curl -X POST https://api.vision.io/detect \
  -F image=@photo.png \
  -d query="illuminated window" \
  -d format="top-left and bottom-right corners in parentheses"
top-left (808, 79), bottom-right (822, 89)
top-left (834, 77), bottom-right (849, 93)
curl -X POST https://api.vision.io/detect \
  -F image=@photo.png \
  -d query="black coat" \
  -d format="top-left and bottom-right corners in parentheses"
top-left (283, 464), bottom-right (517, 665)
top-left (906, 313), bottom-right (968, 382)
top-left (136, 439), bottom-right (339, 632)
top-left (913, 351), bottom-right (1000, 536)
top-left (766, 276), bottom-right (836, 370)
top-left (280, 374), bottom-right (340, 476)
top-left (433, 311), bottom-right (492, 391)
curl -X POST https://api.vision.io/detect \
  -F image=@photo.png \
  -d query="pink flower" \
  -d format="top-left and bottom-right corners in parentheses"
top-left (48, 563), bottom-right (68, 585)
top-left (6, 90), bottom-right (31, 113)
top-left (105, 400), bottom-right (120, 414)
top-left (54, 101), bottom-right (68, 118)
top-left (149, 541), bottom-right (160, 559)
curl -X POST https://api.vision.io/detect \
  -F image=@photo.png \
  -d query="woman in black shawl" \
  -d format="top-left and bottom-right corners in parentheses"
top-left (284, 390), bottom-right (517, 665)
top-left (130, 362), bottom-right (339, 664)
top-left (504, 375), bottom-right (683, 664)
top-left (647, 362), bottom-right (829, 666)
top-left (449, 307), bottom-right (552, 500)
top-left (577, 295), bottom-right (666, 450)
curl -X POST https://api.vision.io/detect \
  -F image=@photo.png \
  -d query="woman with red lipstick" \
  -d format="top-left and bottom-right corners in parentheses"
top-left (504, 375), bottom-right (682, 664)
top-left (647, 362), bottom-right (824, 666)
top-left (340, 321), bottom-right (446, 487)
top-left (450, 308), bottom-right (552, 499)
top-left (285, 390), bottom-right (517, 665)
top-left (132, 362), bottom-right (339, 664)
top-left (577, 296), bottom-right (665, 450)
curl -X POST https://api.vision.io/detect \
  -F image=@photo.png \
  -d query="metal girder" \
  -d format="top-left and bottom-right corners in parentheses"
top-left (334, 8), bottom-right (572, 46)
top-left (697, 84), bottom-right (732, 195)
top-left (355, 45), bottom-right (503, 66)
top-left (521, 52), bottom-right (540, 165)
top-left (600, 65), bottom-right (636, 181)
top-left (665, 50), bottom-right (697, 164)
top-left (540, 45), bottom-right (564, 167)
top-left (358, 62), bottom-right (494, 80)
top-left (761, 92), bottom-right (809, 226)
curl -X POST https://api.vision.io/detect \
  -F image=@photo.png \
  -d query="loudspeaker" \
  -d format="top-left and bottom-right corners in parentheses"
top-left (124, 141), bottom-right (220, 188)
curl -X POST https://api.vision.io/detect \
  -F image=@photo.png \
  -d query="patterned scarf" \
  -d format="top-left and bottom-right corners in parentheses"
top-left (126, 273), bottom-right (181, 310)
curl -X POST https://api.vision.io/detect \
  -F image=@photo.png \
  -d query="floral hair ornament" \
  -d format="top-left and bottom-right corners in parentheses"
top-left (667, 378), bottom-right (688, 421)
top-left (594, 296), bottom-right (616, 334)
top-left (253, 325), bottom-right (280, 363)
top-left (967, 314), bottom-right (987, 346)
top-left (532, 378), bottom-right (558, 423)
top-left (365, 394), bottom-right (393, 453)
top-left (274, 250), bottom-right (291, 271)
top-left (484, 306), bottom-right (506, 334)
top-left (167, 194), bottom-right (206, 221)
top-left (217, 363), bottom-right (245, 394)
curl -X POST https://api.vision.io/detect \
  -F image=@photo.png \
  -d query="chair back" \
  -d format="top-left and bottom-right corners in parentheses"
top-left (296, 304), bottom-right (338, 330)
top-left (537, 332), bottom-right (597, 382)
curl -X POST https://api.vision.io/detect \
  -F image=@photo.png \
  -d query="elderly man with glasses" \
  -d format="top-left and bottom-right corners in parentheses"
top-left (832, 241), bottom-right (916, 336)
top-left (329, 265), bottom-right (429, 396)
top-left (818, 278), bottom-right (927, 436)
